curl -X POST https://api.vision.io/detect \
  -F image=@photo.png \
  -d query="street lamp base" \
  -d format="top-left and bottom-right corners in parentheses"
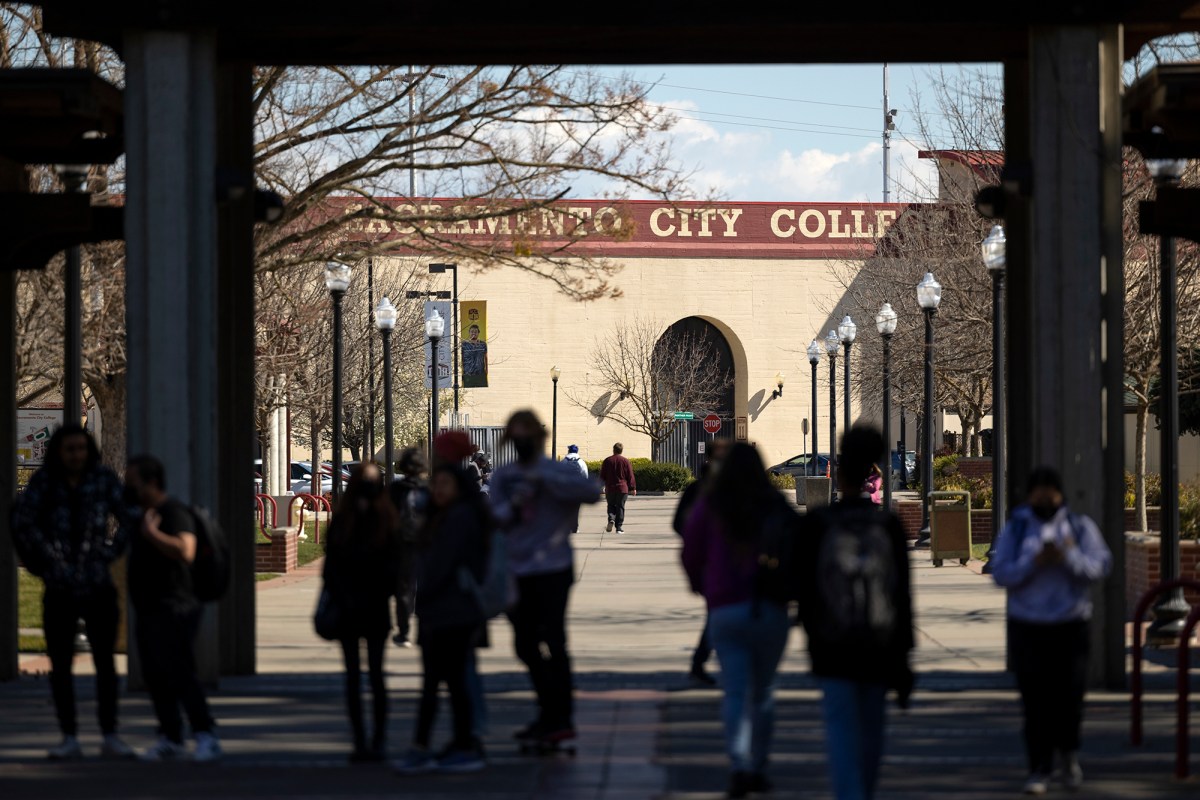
top-left (914, 527), bottom-right (931, 549)
top-left (1147, 598), bottom-right (1192, 646)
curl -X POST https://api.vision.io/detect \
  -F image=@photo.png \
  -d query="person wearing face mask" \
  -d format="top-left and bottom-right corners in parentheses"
top-left (990, 467), bottom-right (1112, 796)
top-left (322, 463), bottom-right (403, 763)
top-left (488, 410), bottom-right (601, 748)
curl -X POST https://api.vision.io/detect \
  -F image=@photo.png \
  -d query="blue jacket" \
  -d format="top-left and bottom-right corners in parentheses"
top-left (490, 456), bottom-right (600, 577)
top-left (990, 504), bottom-right (1112, 624)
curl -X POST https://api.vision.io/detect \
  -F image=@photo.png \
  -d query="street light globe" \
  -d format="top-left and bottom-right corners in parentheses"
top-left (876, 302), bottom-right (898, 336)
top-left (425, 308), bottom-right (445, 338)
top-left (981, 225), bottom-right (1007, 272)
top-left (838, 314), bottom-right (857, 344)
top-left (1147, 156), bottom-right (1188, 183)
top-left (374, 297), bottom-right (397, 331)
top-left (551, 365), bottom-right (561, 382)
top-left (775, 371), bottom-right (785, 388)
top-left (917, 272), bottom-right (942, 310)
top-left (825, 329), bottom-right (840, 355)
top-left (807, 339), bottom-right (822, 364)
top-left (325, 260), bottom-right (352, 293)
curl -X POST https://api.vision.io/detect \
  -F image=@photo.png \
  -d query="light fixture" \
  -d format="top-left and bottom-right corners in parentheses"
top-left (773, 372), bottom-right (785, 399)
top-left (917, 272), bottom-right (942, 310)
top-left (1146, 126), bottom-right (1188, 184)
top-left (876, 302), bottom-right (898, 336)
top-left (981, 225), bottom-right (1007, 272)
top-left (807, 339), bottom-right (823, 364)
top-left (825, 329), bottom-right (840, 355)
top-left (325, 260), bottom-right (352, 294)
top-left (374, 296), bottom-right (397, 331)
top-left (425, 308), bottom-right (445, 339)
top-left (837, 315), bottom-right (857, 344)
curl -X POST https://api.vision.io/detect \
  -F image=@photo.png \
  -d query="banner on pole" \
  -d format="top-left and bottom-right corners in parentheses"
top-left (461, 300), bottom-right (488, 388)
top-left (423, 300), bottom-right (452, 390)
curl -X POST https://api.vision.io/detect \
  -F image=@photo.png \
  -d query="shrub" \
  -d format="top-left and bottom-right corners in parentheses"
top-left (633, 461), bottom-right (694, 492)
top-left (769, 472), bottom-right (796, 490)
top-left (1179, 484), bottom-right (1200, 540)
top-left (933, 454), bottom-right (961, 480)
top-left (1124, 471), bottom-right (1162, 508)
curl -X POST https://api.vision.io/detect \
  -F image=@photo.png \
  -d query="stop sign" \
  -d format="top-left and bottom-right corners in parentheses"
top-left (702, 414), bottom-right (722, 434)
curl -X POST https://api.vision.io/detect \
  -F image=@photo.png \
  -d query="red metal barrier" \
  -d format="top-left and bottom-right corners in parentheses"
top-left (1129, 578), bottom-right (1200, 778)
top-left (254, 494), bottom-right (278, 539)
top-left (289, 493), bottom-right (332, 545)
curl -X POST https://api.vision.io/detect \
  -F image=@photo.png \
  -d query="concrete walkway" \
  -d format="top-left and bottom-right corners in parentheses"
top-left (0, 496), bottom-right (1195, 798)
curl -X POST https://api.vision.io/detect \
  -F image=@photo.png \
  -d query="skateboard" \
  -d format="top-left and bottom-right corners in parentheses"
top-left (517, 731), bottom-right (577, 757)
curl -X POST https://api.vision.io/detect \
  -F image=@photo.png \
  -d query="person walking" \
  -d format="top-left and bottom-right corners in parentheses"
top-left (681, 443), bottom-right (798, 798)
top-left (10, 425), bottom-right (136, 761)
top-left (388, 448), bottom-right (429, 648)
top-left (563, 445), bottom-right (589, 534)
top-left (797, 426), bottom-right (913, 800)
top-left (490, 410), bottom-right (600, 748)
top-left (990, 466), bottom-right (1112, 796)
top-left (600, 442), bottom-right (636, 534)
top-left (395, 434), bottom-right (490, 775)
top-left (323, 463), bottom-right (402, 763)
top-left (672, 439), bottom-right (732, 688)
top-left (124, 454), bottom-right (220, 762)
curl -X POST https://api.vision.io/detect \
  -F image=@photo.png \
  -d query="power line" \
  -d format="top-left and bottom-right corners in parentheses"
top-left (675, 112), bottom-right (880, 140)
top-left (660, 105), bottom-right (879, 134)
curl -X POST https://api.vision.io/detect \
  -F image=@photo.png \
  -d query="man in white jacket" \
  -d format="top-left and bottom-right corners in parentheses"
top-left (562, 445), bottom-right (589, 533)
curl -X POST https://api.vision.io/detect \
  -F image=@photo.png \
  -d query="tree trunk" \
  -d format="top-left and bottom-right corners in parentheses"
top-left (310, 420), bottom-right (321, 496)
top-left (258, 427), bottom-right (271, 495)
top-left (1135, 401), bottom-right (1149, 532)
top-left (88, 376), bottom-right (126, 473)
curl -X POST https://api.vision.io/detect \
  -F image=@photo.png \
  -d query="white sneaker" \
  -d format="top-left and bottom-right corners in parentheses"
top-left (1023, 774), bottom-right (1050, 795)
top-left (140, 735), bottom-right (188, 762)
top-left (47, 735), bottom-right (83, 761)
top-left (193, 731), bottom-right (222, 763)
top-left (100, 734), bottom-right (136, 760)
top-left (616, 529), bottom-right (625, 535)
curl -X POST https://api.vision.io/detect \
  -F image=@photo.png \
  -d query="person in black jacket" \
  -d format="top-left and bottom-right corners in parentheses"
top-left (395, 439), bottom-right (490, 776)
top-left (323, 463), bottom-right (402, 763)
top-left (797, 426), bottom-right (914, 800)
top-left (388, 448), bottom-right (428, 648)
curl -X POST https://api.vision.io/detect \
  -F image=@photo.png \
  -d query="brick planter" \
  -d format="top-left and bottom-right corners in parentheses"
top-left (1124, 534), bottom-right (1200, 619)
top-left (959, 457), bottom-right (993, 481)
top-left (256, 527), bottom-right (298, 574)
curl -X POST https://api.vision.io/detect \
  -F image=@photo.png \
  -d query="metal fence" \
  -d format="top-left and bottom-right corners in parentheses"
top-left (653, 418), bottom-right (735, 479)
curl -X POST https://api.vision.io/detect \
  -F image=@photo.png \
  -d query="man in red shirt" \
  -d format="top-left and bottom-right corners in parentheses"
top-left (600, 442), bottom-right (637, 534)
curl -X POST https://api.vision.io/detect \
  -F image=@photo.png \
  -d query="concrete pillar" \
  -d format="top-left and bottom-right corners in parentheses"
top-left (1015, 26), bottom-right (1125, 688)
top-left (124, 30), bottom-right (220, 683)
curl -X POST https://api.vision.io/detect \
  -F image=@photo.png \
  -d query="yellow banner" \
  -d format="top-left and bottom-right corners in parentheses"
top-left (461, 301), bottom-right (488, 388)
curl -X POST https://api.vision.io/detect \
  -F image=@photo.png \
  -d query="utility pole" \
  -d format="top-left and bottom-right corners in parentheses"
top-left (883, 64), bottom-right (897, 203)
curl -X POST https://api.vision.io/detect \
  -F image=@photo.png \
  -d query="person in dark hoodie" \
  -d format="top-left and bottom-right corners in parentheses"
top-left (10, 424), bottom-right (137, 761)
top-left (323, 463), bottom-right (402, 763)
top-left (798, 426), bottom-right (914, 800)
top-left (395, 433), bottom-right (490, 775)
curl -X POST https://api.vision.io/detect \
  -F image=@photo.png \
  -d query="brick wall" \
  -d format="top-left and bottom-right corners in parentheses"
top-left (1125, 535), bottom-right (1200, 619)
top-left (256, 528), bottom-right (297, 574)
top-left (959, 458), bottom-right (993, 481)
top-left (1124, 508), bottom-right (1162, 533)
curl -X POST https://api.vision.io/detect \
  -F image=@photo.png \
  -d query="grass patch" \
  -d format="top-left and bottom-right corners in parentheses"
top-left (256, 573), bottom-right (280, 582)
top-left (19, 634), bottom-right (46, 653)
top-left (970, 543), bottom-right (991, 561)
top-left (298, 539), bottom-right (323, 568)
top-left (18, 568), bottom-right (43, 629)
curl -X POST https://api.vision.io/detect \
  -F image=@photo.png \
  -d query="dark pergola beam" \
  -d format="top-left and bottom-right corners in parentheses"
top-left (0, 194), bottom-right (123, 270)
top-left (0, 69), bottom-right (122, 164)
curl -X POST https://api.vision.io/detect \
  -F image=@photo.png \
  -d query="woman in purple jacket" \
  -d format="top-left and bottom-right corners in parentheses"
top-left (682, 444), bottom-right (797, 799)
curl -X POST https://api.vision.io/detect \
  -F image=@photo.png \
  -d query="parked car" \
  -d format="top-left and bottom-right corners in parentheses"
top-left (768, 453), bottom-right (831, 479)
top-left (891, 450), bottom-right (917, 488)
top-left (253, 459), bottom-right (333, 495)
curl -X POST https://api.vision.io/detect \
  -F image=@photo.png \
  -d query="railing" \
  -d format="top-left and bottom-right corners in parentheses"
top-left (1129, 578), bottom-right (1200, 779)
top-left (288, 492), bottom-right (332, 545)
top-left (254, 494), bottom-right (278, 539)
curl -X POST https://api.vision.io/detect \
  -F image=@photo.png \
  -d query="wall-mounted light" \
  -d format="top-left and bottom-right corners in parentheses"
top-left (772, 372), bottom-right (785, 399)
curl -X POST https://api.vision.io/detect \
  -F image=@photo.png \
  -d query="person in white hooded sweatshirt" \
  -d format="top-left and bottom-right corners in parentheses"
top-left (562, 445), bottom-right (589, 533)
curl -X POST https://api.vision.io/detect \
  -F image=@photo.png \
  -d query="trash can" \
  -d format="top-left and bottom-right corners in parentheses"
top-left (929, 490), bottom-right (971, 567)
top-left (804, 477), bottom-right (832, 511)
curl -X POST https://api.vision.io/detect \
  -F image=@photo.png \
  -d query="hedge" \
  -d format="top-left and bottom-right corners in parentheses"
top-left (584, 458), bottom-right (694, 492)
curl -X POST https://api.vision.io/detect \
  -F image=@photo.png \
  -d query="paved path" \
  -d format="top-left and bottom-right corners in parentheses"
top-left (1, 496), bottom-right (1195, 798)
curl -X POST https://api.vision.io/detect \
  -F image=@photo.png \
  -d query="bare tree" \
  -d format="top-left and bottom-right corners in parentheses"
top-left (568, 317), bottom-right (731, 445)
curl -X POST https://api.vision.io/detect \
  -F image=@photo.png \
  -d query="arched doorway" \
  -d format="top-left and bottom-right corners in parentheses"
top-left (651, 316), bottom-right (737, 476)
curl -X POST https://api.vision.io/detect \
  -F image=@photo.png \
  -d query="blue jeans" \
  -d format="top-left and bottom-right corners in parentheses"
top-left (817, 677), bottom-right (888, 800)
top-left (708, 601), bottom-right (790, 774)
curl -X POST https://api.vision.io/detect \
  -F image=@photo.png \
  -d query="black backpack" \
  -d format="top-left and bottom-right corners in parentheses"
top-left (754, 501), bottom-right (801, 605)
top-left (813, 505), bottom-right (897, 647)
top-left (190, 506), bottom-right (230, 602)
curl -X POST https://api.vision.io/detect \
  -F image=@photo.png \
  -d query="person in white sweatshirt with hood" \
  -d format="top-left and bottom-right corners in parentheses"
top-left (562, 445), bottom-right (589, 533)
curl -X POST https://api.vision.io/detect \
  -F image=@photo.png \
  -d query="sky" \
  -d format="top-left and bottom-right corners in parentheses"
top-left (584, 63), bottom-right (1000, 203)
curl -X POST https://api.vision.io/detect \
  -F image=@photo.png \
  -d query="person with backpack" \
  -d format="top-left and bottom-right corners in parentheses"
top-left (672, 438), bottom-right (732, 687)
top-left (681, 443), bottom-right (798, 799)
top-left (10, 425), bottom-right (137, 761)
top-left (490, 410), bottom-right (601, 749)
top-left (389, 448), bottom-right (429, 648)
top-left (563, 445), bottom-right (589, 533)
top-left (797, 426), bottom-right (913, 800)
top-left (124, 454), bottom-right (221, 762)
top-left (990, 466), bottom-right (1112, 796)
top-left (395, 434), bottom-right (490, 775)
top-left (322, 462), bottom-right (402, 763)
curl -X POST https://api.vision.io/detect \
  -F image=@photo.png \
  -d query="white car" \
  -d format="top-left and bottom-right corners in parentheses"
top-left (253, 460), bottom-right (333, 495)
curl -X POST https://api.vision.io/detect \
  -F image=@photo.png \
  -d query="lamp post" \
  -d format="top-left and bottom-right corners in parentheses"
top-left (429, 263), bottom-right (460, 420)
top-left (426, 308), bottom-right (445, 464)
top-left (838, 315), bottom-right (857, 434)
top-left (57, 164), bottom-right (88, 428)
top-left (916, 271), bottom-right (942, 545)
top-left (808, 340), bottom-right (822, 477)
top-left (876, 302), bottom-right (898, 511)
top-left (375, 297), bottom-right (397, 483)
top-left (1147, 152), bottom-right (1191, 643)
top-left (981, 225), bottom-right (1007, 573)
top-left (325, 260), bottom-right (353, 501)
top-left (551, 366), bottom-right (561, 460)
top-left (366, 256), bottom-right (375, 462)
top-left (825, 329), bottom-right (840, 490)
